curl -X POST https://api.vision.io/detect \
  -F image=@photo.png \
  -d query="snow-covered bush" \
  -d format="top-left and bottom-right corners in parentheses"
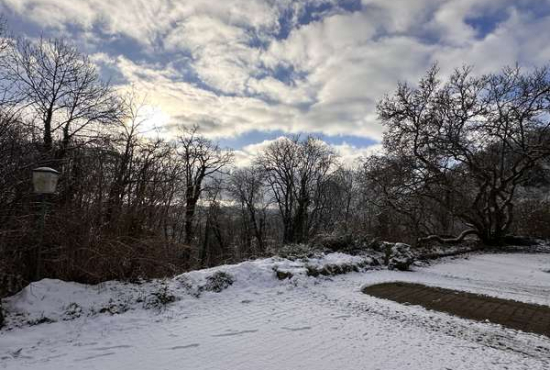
top-left (274, 269), bottom-right (293, 280)
top-left (99, 299), bottom-right (130, 315)
top-left (305, 262), bottom-right (363, 277)
top-left (273, 253), bottom-right (376, 280)
top-left (200, 271), bottom-right (234, 293)
top-left (148, 281), bottom-right (177, 308)
top-left (383, 242), bottom-right (415, 271)
top-left (64, 302), bottom-right (83, 319)
top-left (28, 316), bottom-right (55, 326)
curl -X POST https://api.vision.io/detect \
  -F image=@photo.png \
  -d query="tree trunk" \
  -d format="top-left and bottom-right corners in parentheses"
top-left (43, 108), bottom-right (53, 153)
top-left (184, 197), bottom-right (198, 245)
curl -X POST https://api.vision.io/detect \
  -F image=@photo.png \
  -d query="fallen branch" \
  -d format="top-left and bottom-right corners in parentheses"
top-left (417, 229), bottom-right (479, 245)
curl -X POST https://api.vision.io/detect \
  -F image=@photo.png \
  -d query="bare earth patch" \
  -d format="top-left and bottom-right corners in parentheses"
top-left (364, 282), bottom-right (550, 338)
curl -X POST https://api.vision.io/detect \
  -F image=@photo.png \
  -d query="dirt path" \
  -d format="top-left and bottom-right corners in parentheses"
top-left (363, 282), bottom-right (550, 338)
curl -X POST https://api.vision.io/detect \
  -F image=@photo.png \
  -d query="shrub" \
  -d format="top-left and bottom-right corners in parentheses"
top-left (64, 302), bottom-right (82, 319)
top-left (312, 234), bottom-right (353, 252)
top-left (305, 261), bottom-right (369, 277)
top-left (274, 269), bottom-right (293, 280)
top-left (276, 244), bottom-right (321, 259)
top-left (201, 272), bottom-right (234, 293)
top-left (99, 299), bottom-right (130, 315)
top-left (384, 242), bottom-right (415, 271)
top-left (148, 281), bottom-right (177, 308)
top-left (28, 316), bottom-right (55, 326)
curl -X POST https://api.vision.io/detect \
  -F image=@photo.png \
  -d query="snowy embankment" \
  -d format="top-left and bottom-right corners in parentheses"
top-left (2, 253), bottom-right (373, 329)
top-left (1, 252), bottom-right (550, 370)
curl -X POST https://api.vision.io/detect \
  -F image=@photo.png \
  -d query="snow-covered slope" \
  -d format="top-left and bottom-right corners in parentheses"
top-left (2, 253), bottom-right (374, 329)
top-left (1, 252), bottom-right (550, 370)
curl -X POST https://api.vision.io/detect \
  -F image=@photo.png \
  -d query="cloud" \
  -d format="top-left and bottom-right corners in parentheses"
top-left (232, 136), bottom-right (383, 168)
top-left (332, 142), bottom-right (384, 166)
top-left (233, 138), bottom-right (281, 168)
top-left (2, 0), bottom-right (550, 162)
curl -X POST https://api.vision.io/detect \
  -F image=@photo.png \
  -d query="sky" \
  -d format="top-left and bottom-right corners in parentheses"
top-left (2, 0), bottom-right (550, 165)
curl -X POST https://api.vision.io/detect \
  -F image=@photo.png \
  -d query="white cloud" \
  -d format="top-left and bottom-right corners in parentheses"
top-left (332, 142), bottom-right (384, 166)
top-left (233, 138), bottom-right (283, 167)
top-left (111, 56), bottom-right (302, 139)
top-left (3, 0), bottom-right (550, 162)
top-left (232, 136), bottom-right (383, 168)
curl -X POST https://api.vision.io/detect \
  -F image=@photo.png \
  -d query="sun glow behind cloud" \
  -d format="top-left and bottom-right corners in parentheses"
top-left (135, 105), bottom-right (172, 136)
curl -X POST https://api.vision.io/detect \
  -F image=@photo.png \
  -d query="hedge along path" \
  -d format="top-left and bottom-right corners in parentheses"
top-left (363, 282), bottom-right (550, 338)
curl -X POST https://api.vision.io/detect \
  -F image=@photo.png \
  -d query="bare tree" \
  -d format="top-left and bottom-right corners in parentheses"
top-left (258, 136), bottom-right (335, 244)
top-left (378, 65), bottom-right (550, 245)
top-left (1, 37), bottom-right (124, 160)
top-left (361, 154), bottom-right (435, 244)
top-left (228, 166), bottom-right (269, 255)
top-left (104, 93), bottom-right (150, 224)
top-left (315, 165), bottom-right (359, 236)
top-left (198, 176), bottom-right (230, 268)
top-left (177, 125), bottom-right (233, 245)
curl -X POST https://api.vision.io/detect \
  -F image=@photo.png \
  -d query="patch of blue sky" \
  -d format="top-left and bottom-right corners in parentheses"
top-left (297, 2), bottom-right (335, 25)
top-left (245, 31), bottom-right (271, 50)
top-left (252, 63), bottom-right (308, 87)
top-left (274, 0), bottom-right (361, 40)
top-left (464, 8), bottom-right (511, 39)
top-left (1, 10), bottom-right (43, 38)
top-left (298, 0), bottom-right (362, 25)
top-left (274, 6), bottom-right (296, 40)
top-left (461, 1), bottom-right (550, 42)
top-left (217, 129), bottom-right (378, 150)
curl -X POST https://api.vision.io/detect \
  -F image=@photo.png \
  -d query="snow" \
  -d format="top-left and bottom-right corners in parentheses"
top-left (2, 253), bottom-right (372, 327)
top-left (1, 252), bottom-right (550, 370)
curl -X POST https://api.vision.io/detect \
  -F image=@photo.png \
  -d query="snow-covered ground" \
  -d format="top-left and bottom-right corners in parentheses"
top-left (1, 252), bottom-right (550, 370)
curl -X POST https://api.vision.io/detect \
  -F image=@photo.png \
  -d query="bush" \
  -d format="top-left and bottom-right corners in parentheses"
top-left (384, 242), bottom-right (415, 271)
top-left (274, 269), bottom-right (293, 280)
top-left (201, 272), bottom-right (234, 293)
top-left (305, 260), bottom-right (372, 277)
top-left (275, 244), bottom-right (321, 259)
top-left (148, 281), bottom-right (176, 308)
top-left (312, 234), bottom-right (353, 252)
top-left (99, 299), bottom-right (130, 315)
top-left (64, 302), bottom-right (82, 319)
top-left (28, 316), bottom-right (55, 326)
top-left (312, 234), bottom-right (379, 255)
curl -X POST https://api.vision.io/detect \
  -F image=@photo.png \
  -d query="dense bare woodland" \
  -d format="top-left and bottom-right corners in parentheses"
top-left (0, 24), bottom-right (549, 295)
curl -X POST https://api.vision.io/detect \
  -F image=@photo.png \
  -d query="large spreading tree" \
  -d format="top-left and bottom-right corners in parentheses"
top-left (376, 65), bottom-right (550, 245)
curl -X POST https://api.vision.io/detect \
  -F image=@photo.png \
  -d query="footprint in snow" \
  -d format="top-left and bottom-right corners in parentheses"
top-left (92, 345), bottom-right (133, 351)
top-left (44, 354), bottom-right (68, 361)
top-left (281, 326), bottom-right (312, 332)
top-left (76, 352), bottom-right (116, 361)
top-left (168, 344), bottom-right (200, 350)
top-left (212, 329), bottom-right (258, 337)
